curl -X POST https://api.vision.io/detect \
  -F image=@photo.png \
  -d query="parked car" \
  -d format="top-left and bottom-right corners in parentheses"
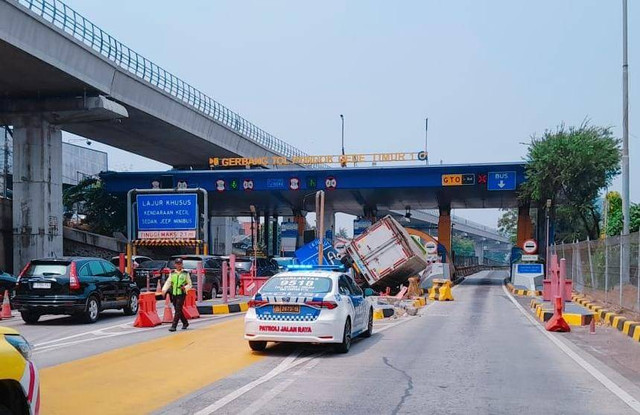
top-left (235, 257), bottom-right (279, 277)
top-left (133, 260), bottom-right (169, 291)
top-left (0, 326), bottom-right (39, 414)
top-left (0, 271), bottom-right (16, 303)
top-left (273, 257), bottom-right (298, 271)
top-left (110, 255), bottom-right (152, 270)
top-left (168, 255), bottom-right (224, 299)
top-left (13, 257), bottom-right (140, 324)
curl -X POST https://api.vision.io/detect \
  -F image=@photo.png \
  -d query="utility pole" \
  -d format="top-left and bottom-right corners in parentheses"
top-left (3, 126), bottom-right (9, 198)
top-left (425, 118), bottom-right (429, 165)
top-left (340, 114), bottom-right (345, 167)
top-left (622, 0), bottom-right (630, 235)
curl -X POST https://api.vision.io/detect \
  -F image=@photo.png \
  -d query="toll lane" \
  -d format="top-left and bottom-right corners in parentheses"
top-left (164, 271), bottom-right (639, 415)
top-left (40, 316), bottom-right (263, 415)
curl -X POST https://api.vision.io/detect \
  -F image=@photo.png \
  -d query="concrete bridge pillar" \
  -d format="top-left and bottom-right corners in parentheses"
top-left (474, 242), bottom-right (485, 265)
top-left (12, 117), bottom-right (63, 270)
top-left (437, 206), bottom-right (452, 259)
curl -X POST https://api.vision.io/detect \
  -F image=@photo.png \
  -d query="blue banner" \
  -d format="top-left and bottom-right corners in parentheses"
top-left (136, 193), bottom-right (198, 231)
top-left (295, 239), bottom-right (340, 265)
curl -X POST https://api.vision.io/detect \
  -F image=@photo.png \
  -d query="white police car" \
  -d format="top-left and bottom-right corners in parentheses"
top-left (244, 266), bottom-right (373, 353)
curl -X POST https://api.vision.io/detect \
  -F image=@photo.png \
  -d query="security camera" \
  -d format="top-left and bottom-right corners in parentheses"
top-left (86, 140), bottom-right (92, 145)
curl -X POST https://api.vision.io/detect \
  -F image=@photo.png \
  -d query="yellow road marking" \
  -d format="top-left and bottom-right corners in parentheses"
top-left (41, 318), bottom-right (262, 415)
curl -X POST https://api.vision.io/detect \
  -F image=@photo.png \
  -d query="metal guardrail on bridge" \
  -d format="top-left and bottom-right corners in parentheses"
top-left (16, 0), bottom-right (308, 160)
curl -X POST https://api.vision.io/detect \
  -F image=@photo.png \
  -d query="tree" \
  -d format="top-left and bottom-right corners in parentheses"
top-left (451, 235), bottom-right (475, 257)
top-left (497, 208), bottom-right (517, 244)
top-left (63, 177), bottom-right (126, 235)
top-left (519, 123), bottom-right (621, 241)
top-left (604, 191), bottom-right (640, 236)
top-left (336, 227), bottom-right (349, 239)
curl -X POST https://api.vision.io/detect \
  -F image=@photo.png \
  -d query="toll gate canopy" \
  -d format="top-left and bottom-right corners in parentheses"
top-left (101, 162), bottom-right (527, 216)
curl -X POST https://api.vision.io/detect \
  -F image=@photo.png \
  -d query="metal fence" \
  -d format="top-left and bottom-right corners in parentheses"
top-left (16, 0), bottom-right (308, 160)
top-left (554, 232), bottom-right (640, 313)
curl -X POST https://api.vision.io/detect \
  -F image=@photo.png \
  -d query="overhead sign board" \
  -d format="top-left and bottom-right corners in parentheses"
top-left (209, 151), bottom-right (428, 168)
top-left (136, 194), bottom-right (198, 238)
top-left (441, 173), bottom-right (475, 186)
top-left (522, 239), bottom-right (538, 254)
top-left (487, 171), bottom-right (516, 191)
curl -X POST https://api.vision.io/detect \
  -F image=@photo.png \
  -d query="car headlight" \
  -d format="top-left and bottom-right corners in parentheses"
top-left (4, 334), bottom-right (33, 360)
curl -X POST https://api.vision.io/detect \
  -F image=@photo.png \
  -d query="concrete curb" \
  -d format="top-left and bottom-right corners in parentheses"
top-left (572, 294), bottom-right (640, 343)
top-left (505, 281), bottom-right (542, 297)
top-left (196, 302), bottom-right (249, 315)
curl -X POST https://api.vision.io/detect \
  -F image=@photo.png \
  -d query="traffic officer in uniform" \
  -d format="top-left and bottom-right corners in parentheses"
top-left (162, 257), bottom-right (192, 332)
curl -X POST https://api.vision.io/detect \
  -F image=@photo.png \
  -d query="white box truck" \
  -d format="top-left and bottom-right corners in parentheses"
top-left (344, 215), bottom-right (428, 289)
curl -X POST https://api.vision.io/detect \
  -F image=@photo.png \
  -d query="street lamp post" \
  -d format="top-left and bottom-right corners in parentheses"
top-left (340, 114), bottom-right (345, 156)
top-left (622, 0), bottom-right (630, 236)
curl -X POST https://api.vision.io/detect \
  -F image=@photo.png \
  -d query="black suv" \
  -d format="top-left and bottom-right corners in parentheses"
top-left (13, 257), bottom-right (140, 324)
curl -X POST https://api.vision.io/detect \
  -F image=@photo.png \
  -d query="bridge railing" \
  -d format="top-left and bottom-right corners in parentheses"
top-left (17, 0), bottom-right (308, 160)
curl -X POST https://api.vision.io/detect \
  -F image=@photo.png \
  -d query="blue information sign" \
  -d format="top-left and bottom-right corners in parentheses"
top-left (487, 171), bottom-right (516, 191)
top-left (295, 239), bottom-right (340, 265)
top-left (136, 194), bottom-right (198, 231)
top-left (517, 264), bottom-right (543, 274)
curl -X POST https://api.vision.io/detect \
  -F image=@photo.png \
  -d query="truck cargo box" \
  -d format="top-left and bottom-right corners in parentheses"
top-left (345, 215), bottom-right (428, 289)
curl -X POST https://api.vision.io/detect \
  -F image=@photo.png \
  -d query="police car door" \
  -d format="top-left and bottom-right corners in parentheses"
top-left (340, 275), bottom-right (365, 331)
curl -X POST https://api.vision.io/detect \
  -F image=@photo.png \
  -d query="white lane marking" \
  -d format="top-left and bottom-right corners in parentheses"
top-left (238, 354), bottom-right (322, 415)
top-left (502, 284), bottom-right (640, 413)
top-left (193, 350), bottom-right (312, 415)
top-left (196, 304), bottom-right (426, 415)
top-left (33, 314), bottom-right (239, 353)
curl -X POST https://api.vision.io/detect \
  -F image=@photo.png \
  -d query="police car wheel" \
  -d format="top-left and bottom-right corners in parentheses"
top-left (335, 319), bottom-right (351, 354)
top-left (362, 309), bottom-right (373, 338)
top-left (248, 341), bottom-right (267, 351)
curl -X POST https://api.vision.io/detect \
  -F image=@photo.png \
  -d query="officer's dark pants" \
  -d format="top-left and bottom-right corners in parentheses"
top-left (171, 294), bottom-right (188, 328)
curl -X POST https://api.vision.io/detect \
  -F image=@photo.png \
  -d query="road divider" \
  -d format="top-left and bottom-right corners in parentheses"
top-left (133, 292), bottom-right (161, 328)
top-left (428, 279), bottom-right (454, 301)
top-left (572, 294), bottom-right (640, 343)
top-left (506, 282), bottom-right (542, 297)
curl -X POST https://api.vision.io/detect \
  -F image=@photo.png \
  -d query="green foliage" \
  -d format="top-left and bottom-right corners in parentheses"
top-left (604, 191), bottom-right (640, 236)
top-left (497, 208), bottom-right (517, 244)
top-left (451, 235), bottom-right (475, 257)
top-left (519, 123), bottom-right (621, 241)
top-left (63, 177), bottom-right (126, 236)
top-left (336, 227), bottom-right (349, 239)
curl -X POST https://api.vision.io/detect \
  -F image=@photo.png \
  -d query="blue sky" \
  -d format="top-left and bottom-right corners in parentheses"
top-left (63, 0), bottom-right (639, 230)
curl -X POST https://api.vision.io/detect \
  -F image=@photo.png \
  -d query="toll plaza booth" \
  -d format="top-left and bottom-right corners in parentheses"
top-left (102, 159), bottom-right (540, 284)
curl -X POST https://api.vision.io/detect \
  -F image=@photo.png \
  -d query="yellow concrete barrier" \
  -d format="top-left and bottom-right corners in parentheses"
top-left (438, 284), bottom-right (454, 301)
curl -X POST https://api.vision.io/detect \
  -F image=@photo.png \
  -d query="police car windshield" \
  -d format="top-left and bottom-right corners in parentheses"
top-left (260, 276), bottom-right (332, 294)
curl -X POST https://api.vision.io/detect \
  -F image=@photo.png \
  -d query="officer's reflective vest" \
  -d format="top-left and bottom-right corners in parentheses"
top-left (170, 271), bottom-right (189, 296)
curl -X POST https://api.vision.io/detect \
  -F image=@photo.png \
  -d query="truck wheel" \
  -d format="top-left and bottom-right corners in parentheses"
top-left (249, 341), bottom-right (267, 351)
top-left (335, 319), bottom-right (351, 354)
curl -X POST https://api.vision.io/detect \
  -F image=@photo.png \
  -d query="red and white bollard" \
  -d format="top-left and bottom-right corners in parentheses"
top-left (222, 261), bottom-right (229, 304)
top-left (229, 254), bottom-right (236, 299)
top-left (196, 260), bottom-right (204, 303)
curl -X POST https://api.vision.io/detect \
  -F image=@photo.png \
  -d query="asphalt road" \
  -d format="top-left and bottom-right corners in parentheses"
top-left (157, 270), bottom-right (640, 415)
top-left (2, 298), bottom-right (237, 367)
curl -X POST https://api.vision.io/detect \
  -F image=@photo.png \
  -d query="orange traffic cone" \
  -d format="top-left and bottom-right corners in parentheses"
top-left (162, 295), bottom-right (174, 324)
top-left (1, 290), bottom-right (13, 319)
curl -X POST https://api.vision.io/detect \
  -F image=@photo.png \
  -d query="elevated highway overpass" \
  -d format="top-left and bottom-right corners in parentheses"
top-left (0, 0), bottom-right (308, 268)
